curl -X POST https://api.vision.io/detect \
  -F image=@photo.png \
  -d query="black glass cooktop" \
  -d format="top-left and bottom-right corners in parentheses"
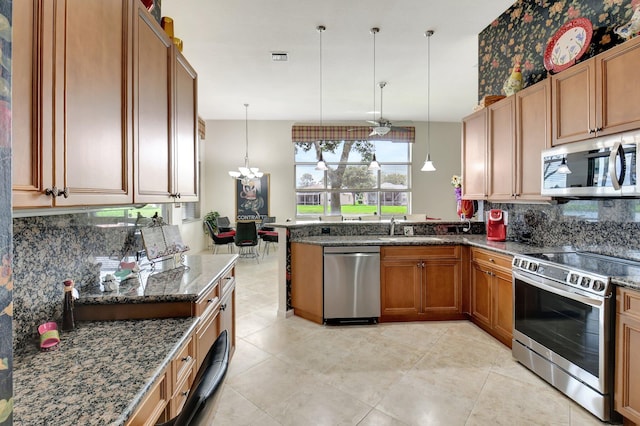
top-left (525, 251), bottom-right (640, 278)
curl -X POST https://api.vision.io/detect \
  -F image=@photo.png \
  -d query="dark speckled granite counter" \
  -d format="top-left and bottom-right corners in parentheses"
top-left (78, 254), bottom-right (237, 305)
top-left (290, 234), bottom-right (640, 291)
top-left (13, 253), bottom-right (239, 425)
top-left (13, 317), bottom-right (198, 426)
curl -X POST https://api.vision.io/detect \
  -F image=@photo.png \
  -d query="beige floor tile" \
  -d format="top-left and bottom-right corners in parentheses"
top-left (357, 408), bottom-right (409, 426)
top-left (466, 371), bottom-right (573, 425)
top-left (265, 379), bottom-right (372, 426)
top-left (376, 373), bottom-right (477, 425)
top-left (219, 252), bottom-right (609, 426)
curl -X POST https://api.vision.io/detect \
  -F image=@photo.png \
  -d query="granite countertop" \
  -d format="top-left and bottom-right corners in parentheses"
top-left (13, 317), bottom-right (198, 426)
top-left (78, 254), bottom-right (238, 305)
top-left (290, 234), bottom-right (640, 291)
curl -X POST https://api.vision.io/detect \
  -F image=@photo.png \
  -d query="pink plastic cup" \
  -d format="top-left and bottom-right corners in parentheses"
top-left (38, 322), bottom-right (60, 350)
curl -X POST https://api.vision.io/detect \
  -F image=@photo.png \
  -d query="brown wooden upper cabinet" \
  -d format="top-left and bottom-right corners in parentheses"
top-left (133, 0), bottom-right (199, 203)
top-left (13, 0), bottom-right (133, 207)
top-left (462, 81), bottom-right (551, 203)
top-left (461, 109), bottom-right (487, 200)
top-left (552, 36), bottom-right (640, 145)
top-left (13, 0), bottom-right (198, 208)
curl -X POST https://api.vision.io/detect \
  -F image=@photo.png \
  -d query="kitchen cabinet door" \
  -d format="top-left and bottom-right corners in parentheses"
top-left (423, 260), bottom-right (461, 315)
top-left (492, 267), bottom-right (513, 346)
top-left (51, 0), bottom-right (133, 206)
top-left (291, 243), bottom-right (323, 324)
top-left (172, 48), bottom-right (199, 202)
top-left (380, 246), bottom-right (464, 322)
top-left (461, 109), bottom-right (487, 200)
top-left (487, 97), bottom-right (516, 201)
top-left (219, 284), bottom-right (236, 358)
top-left (380, 259), bottom-right (422, 319)
top-left (615, 287), bottom-right (640, 424)
top-left (515, 79), bottom-right (551, 201)
top-left (470, 248), bottom-right (513, 347)
top-left (14, 0), bottom-right (135, 207)
top-left (133, 1), bottom-right (173, 203)
top-left (551, 59), bottom-right (596, 145)
top-left (596, 36), bottom-right (640, 137)
top-left (470, 260), bottom-right (492, 330)
top-left (12, 0), bottom-right (54, 208)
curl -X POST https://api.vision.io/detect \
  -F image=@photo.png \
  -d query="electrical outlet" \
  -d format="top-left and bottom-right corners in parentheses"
top-left (403, 226), bottom-right (414, 236)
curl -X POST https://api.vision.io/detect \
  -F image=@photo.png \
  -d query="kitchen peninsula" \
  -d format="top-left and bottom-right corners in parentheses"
top-left (12, 254), bottom-right (237, 426)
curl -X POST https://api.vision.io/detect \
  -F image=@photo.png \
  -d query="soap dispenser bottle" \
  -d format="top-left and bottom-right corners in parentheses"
top-left (62, 279), bottom-right (76, 331)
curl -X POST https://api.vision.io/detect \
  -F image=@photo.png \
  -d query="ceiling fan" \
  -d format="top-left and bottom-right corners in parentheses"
top-left (367, 82), bottom-right (412, 136)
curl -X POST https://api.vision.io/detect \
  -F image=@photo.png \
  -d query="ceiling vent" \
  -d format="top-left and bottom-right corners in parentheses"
top-left (271, 52), bottom-right (288, 62)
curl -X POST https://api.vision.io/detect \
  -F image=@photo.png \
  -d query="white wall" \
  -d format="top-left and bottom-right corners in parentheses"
top-left (201, 120), bottom-right (462, 222)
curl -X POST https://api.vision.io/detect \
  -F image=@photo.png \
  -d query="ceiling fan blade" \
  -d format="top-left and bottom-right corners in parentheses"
top-left (366, 120), bottom-right (381, 126)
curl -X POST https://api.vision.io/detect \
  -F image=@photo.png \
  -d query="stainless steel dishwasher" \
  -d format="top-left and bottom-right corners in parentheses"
top-left (323, 246), bottom-right (380, 323)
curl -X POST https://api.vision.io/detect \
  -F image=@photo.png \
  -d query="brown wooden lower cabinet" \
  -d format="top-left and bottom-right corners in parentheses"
top-left (380, 246), bottom-right (465, 322)
top-left (469, 247), bottom-right (513, 347)
top-left (616, 287), bottom-right (640, 425)
top-left (291, 243), bottom-right (324, 324)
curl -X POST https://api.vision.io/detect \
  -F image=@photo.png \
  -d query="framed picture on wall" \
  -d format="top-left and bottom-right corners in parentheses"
top-left (235, 174), bottom-right (270, 222)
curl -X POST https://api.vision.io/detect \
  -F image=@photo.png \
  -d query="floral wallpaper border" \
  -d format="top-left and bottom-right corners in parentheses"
top-left (478, 0), bottom-right (640, 99)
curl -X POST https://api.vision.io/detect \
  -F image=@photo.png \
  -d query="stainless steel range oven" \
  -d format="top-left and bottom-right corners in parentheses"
top-left (511, 251), bottom-right (640, 422)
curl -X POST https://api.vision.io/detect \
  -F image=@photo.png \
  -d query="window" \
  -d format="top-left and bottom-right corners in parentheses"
top-left (294, 140), bottom-right (411, 217)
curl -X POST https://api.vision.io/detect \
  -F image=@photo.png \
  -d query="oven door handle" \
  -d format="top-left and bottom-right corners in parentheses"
top-left (513, 270), bottom-right (604, 307)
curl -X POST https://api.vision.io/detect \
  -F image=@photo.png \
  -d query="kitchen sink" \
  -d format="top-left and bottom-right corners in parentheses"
top-left (378, 236), bottom-right (443, 242)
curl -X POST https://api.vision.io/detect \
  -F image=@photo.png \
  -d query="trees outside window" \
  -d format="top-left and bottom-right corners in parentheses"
top-left (294, 140), bottom-right (411, 217)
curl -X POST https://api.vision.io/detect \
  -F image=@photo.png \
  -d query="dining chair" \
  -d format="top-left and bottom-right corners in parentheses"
top-left (234, 221), bottom-right (259, 262)
top-left (215, 216), bottom-right (235, 234)
top-left (204, 221), bottom-right (235, 254)
top-left (156, 330), bottom-right (229, 426)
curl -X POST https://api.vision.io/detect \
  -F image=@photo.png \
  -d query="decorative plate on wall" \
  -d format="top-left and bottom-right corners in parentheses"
top-left (544, 17), bottom-right (593, 73)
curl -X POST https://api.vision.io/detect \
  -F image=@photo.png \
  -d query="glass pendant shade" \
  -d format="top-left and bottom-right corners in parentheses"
top-left (421, 30), bottom-right (436, 172)
top-left (316, 152), bottom-right (328, 171)
top-left (368, 153), bottom-right (380, 171)
top-left (421, 154), bottom-right (436, 172)
top-left (229, 104), bottom-right (263, 179)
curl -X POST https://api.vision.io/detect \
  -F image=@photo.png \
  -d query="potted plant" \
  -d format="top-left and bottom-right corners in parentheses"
top-left (203, 211), bottom-right (220, 234)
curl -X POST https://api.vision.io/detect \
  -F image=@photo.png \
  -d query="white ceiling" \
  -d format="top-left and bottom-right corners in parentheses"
top-left (161, 0), bottom-right (515, 123)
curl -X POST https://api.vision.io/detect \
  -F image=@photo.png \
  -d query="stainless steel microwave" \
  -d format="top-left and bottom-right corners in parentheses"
top-left (541, 133), bottom-right (639, 197)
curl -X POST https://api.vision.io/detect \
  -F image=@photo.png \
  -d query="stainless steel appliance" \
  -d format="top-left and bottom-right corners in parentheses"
top-left (541, 133), bottom-right (639, 197)
top-left (512, 251), bottom-right (640, 421)
top-left (323, 246), bottom-right (380, 323)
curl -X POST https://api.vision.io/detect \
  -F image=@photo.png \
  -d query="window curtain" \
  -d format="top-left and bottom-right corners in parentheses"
top-left (291, 125), bottom-right (414, 143)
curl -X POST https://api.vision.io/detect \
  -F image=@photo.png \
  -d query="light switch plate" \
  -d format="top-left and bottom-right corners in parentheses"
top-left (403, 226), bottom-right (414, 236)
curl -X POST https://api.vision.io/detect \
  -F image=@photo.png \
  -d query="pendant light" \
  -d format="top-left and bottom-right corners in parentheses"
top-left (421, 30), bottom-right (436, 172)
top-left (228, 103), bottom-right (263, 180)
top-left (368, 27), bottom-right (381, 171)
top-left (315, 25), bottom-right (328, 171)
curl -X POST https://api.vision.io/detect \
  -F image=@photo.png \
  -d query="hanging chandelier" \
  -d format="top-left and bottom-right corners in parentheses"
top-left (421, 30), bottom-right (436, 172)
top-left (228, 103), bottom-right (263, 181)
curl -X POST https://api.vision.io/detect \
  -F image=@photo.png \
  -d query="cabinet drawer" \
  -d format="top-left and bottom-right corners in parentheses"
top-left (382, 245), bottom-right (460, 260)
top-left (196, 306), bottom-right (220, 369)
top-left (471, 248), bottom-right (512, 270)
top-left (126, 373), bottom-right (167, 426)
top-left (220, 267), bottom-right (235, 296)
top-left (169, 367), bottom-right (194, 418)
top-left (171, 335), bottom-right (195, 394)
top-left (617, 287), bottom-right (640, 320)
top-left (194, 282), bottom-right (220, 317)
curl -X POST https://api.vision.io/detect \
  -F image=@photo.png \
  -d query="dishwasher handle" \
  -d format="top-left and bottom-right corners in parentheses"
top-left (324, 246), bottom-right (380, 254)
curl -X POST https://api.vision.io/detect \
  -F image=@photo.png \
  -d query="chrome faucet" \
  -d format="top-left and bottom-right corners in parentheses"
top-left (390, 217), bottom-right (396, 236)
